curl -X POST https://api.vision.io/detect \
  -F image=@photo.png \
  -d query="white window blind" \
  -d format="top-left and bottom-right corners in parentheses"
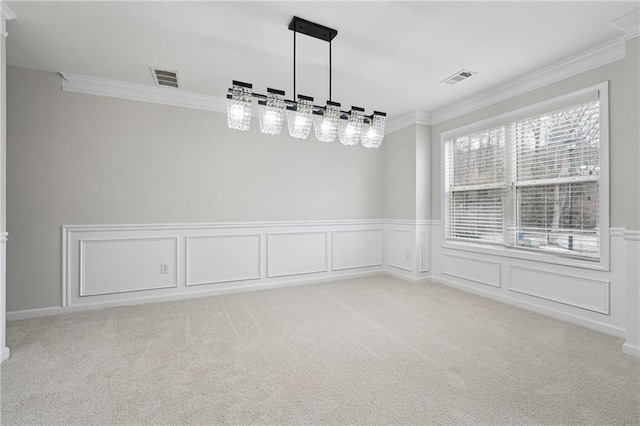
top-left (444, 127), bottom-right (505, 244)
top-left (444, 88), bottom-right (603, 261)
top-left (510, 100), bottom-right (600, 259)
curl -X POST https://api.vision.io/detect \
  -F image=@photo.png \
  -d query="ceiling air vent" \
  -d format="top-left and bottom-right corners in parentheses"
top-left (441, 69), bottom-right (476, 85)
top-left (150, 67), bottom-right (180, 88)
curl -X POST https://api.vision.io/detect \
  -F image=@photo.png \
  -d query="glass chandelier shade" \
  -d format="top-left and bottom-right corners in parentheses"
top-left (313, 101), bottom-right (341, 142)
top-left (338, 107), bottom-right (365, 146)
top-left (226, 18), bottom-right (385, 147)
top-left (226, 81), bottom-right (253, 131)
top-left (258, 88), bottom-right (286, 135)
top-left (361, 111), bottom-right (387, 148)
top-left (287, 95), bottom-right (314, 139)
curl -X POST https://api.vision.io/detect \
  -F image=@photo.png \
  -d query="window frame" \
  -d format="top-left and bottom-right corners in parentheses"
top-left (440, 82), bottom-right (610, 271)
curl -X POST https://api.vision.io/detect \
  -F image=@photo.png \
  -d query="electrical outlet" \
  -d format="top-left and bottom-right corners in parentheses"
top-left (160, 262), bottom-right (169, 274)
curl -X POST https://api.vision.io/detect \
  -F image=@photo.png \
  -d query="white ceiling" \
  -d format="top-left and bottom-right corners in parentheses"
top-left (5, 1), bottom-right (638, 117)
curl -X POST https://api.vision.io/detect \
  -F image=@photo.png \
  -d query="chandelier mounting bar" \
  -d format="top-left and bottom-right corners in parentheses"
top-left (226, 15), bottom-right (385, 148)
top-left (288, 16), bottom-right (338, 42)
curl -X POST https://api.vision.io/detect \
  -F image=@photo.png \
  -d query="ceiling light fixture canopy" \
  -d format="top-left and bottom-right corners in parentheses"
top-left (226, 16), bottom-right (386, 148)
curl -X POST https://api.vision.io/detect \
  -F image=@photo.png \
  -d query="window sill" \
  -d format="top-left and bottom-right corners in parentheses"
top-left (440, 239), bottom-right (610, 272)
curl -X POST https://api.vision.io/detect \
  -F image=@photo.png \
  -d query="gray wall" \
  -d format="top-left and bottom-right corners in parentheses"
top-left (625, 37), bottom-right (639, 231)
top-left (383, 125), bottom-right (416, 220)
top-left (415, 123), bottom-right (431, 221)
top-left (1, 35), bottom-right (5, 233)
top-left (430, 60), bottom-right (628, 227)
top-left (6, 67), bottom-right (385, 311)
top-left (383, 123), bottom-right (432, 221)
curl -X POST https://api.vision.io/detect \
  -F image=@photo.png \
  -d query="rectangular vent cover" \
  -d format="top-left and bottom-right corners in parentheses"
top-left (151, 68), bottom-right (179, 88)
top-left (441, 69), bottom-right (476, 85)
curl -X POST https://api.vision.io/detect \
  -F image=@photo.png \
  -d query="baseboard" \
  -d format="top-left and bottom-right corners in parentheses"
top-left (7, 269), bottom-right (384, 321)
top-left (431, 276), bottom-right (626, 338)
top-left (384, 269), bottom-right (431, 284)
top-left (622, 342), bottom-right (640, 358)
top-left (1, 347), bottom-right (9, 363)
top-left (6, 305), bottom-right (66, 321)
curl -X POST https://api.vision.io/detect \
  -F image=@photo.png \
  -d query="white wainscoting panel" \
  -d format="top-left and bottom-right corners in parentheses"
top-left (186, 235), bottom-right (261, 286)
top-left (80, 237), bottom-right (178, 296)
top-left (420, 231), bottom-right (430, 273)
top-left (61, 222), bottom-right (387, 309)
top-left (267, 232), bottom-right (328, 278)
top-left (508, 265), bottom-right (610, 314)
top-left (332, 229), bottom-right (383, 271)
top-left (441, 253), bottom-right (501, 288)
top-left (388, 229), bottom-right (413, 272)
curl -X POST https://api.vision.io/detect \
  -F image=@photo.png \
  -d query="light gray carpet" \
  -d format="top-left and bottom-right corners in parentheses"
top-left (1, 276), bottom-right (639, 425)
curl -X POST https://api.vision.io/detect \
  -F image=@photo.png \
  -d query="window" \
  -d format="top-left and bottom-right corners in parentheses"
top-left (443, 84), bottom-right (607, 263)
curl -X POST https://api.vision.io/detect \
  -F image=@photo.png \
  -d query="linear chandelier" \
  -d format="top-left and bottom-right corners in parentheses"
top-left (226, 16), bottom-right (386, 148)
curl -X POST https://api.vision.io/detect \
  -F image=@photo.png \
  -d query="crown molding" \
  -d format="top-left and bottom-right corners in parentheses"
top-left (430, 36), bottom-right (625, 125)
top-left (612, 9), bottom-right (640, 41)
top-left (385, 110), bottom-right (432, 135)
top-left (60, 72), bottom-right (227, 112)
top-left (1, 2), bottom-right (16, 38)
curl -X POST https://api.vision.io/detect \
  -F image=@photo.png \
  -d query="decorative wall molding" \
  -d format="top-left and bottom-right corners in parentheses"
top-left (385, 110), bottom-right (432, 134)
top-left (419, 231), bottom-right (430, 273)
top-left (432, 276), bottom-right (625, 338)
top-left (441, 253), bottom-right (502, 288)
top-left (266, 231), bottom-right (328, 278)
top-left (61, 221), bottom-right (388, 311)
top-left (623, 229), bottom-right (640, 241)
top-left (62, 219), bottom-right (387, 232)
top-left (430, 37), bottom-right (625, 125)
top-left (612, 9), bottom-right (640, 41)
top-left (386, 219), bottom-right (439, 226)
top-left (60, 72), bottom-right (227, 112)
top-left (185, 234), bottom-right (261, 286)
top-left (387, 229), bottom-right (413, 272)
top-left (79, 237), bottom-right (178, 297)
top-left (609, 227), bottom-right (626, 238)
top-left (508, 265), bottom-right (610, 314)
top-left (0, 2), bottom-right (15, 38)
top-left (331, 229), bottom-right (383, 271)
top-left (8, 220), bottom-right (637, 361)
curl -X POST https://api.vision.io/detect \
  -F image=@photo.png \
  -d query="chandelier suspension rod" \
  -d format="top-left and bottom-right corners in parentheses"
top-left (293, 28), bottom-right (296, 99)
top-left (329, 40), bottom-right (332, 102)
